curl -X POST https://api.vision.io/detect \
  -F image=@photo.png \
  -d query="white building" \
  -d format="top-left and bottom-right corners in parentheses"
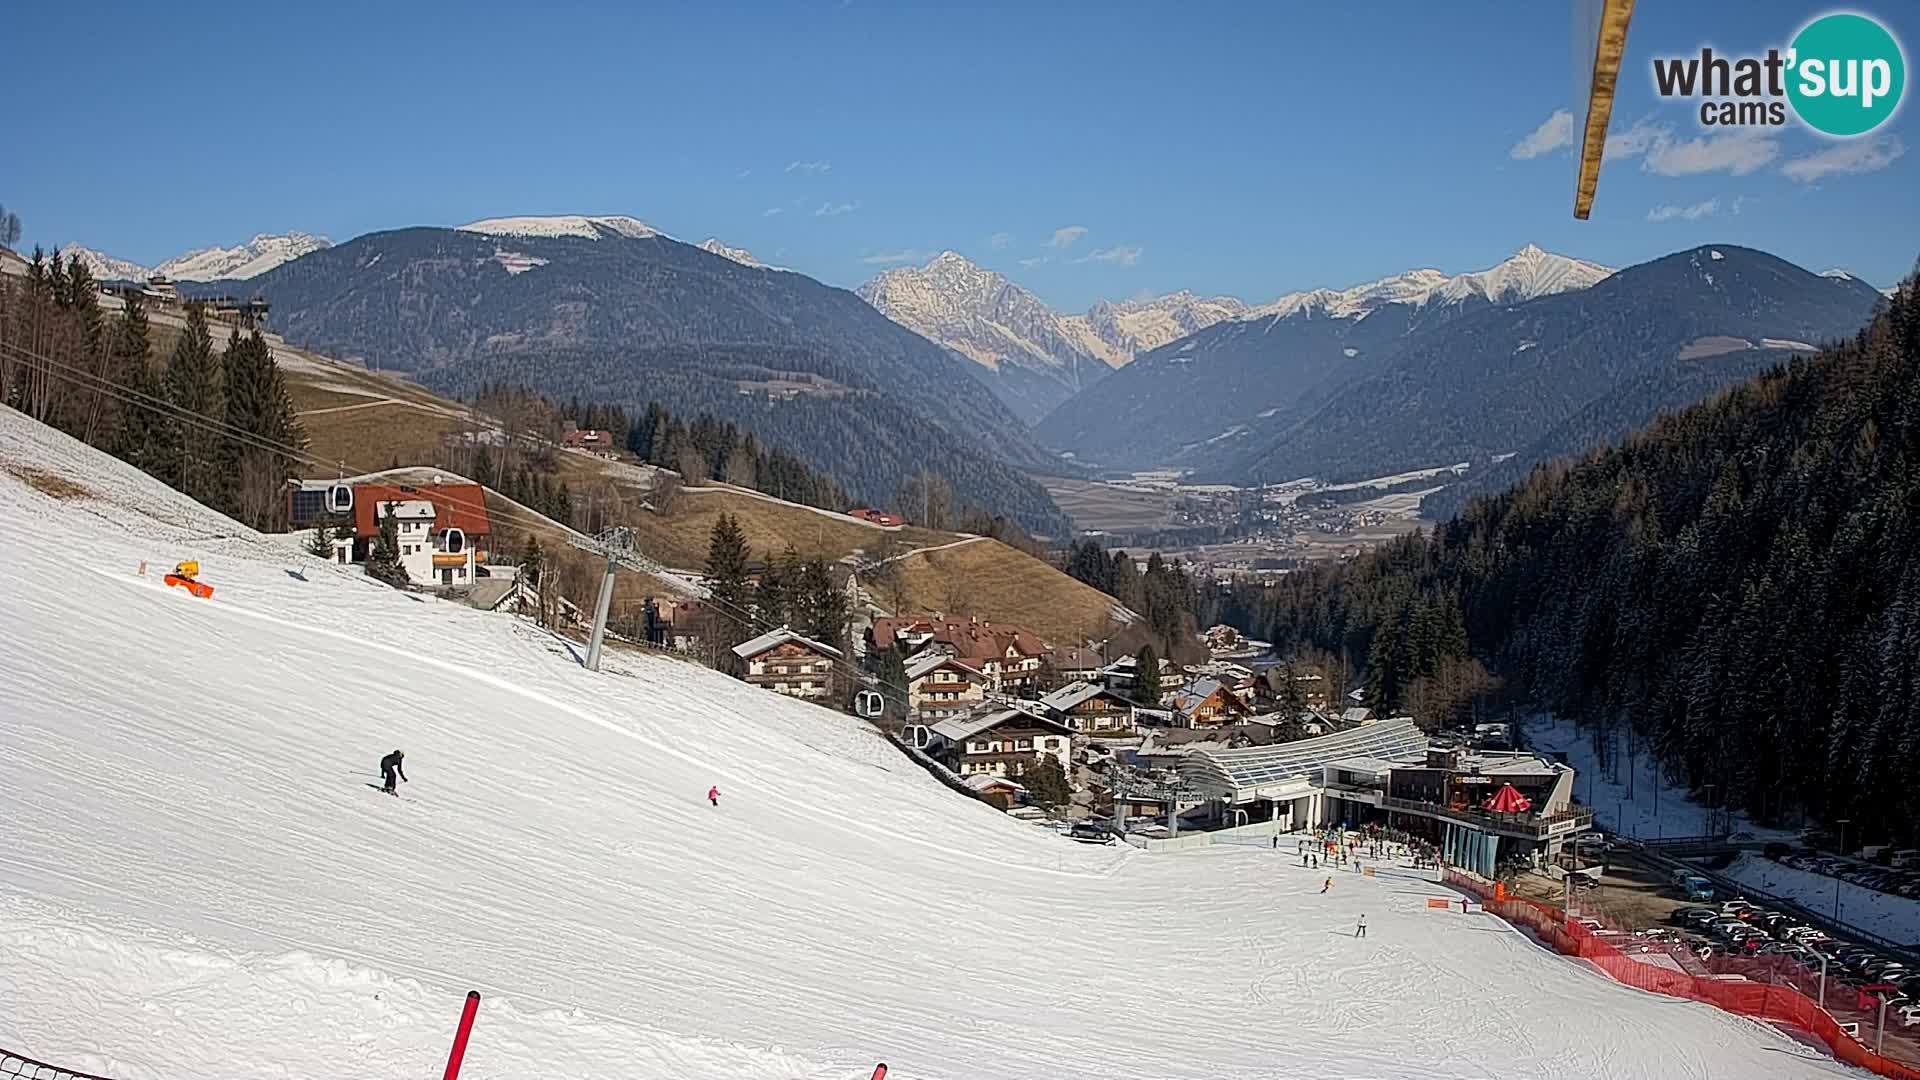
top-left (379, 500), bottom-right (439, 583)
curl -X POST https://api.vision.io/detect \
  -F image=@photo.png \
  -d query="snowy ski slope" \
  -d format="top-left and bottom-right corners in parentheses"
top-left (0, 409), bottom-right (1856, 1079)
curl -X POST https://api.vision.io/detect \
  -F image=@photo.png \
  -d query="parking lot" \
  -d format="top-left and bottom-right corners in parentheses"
top-left (1501, 839), bottom-right (1920, 1068)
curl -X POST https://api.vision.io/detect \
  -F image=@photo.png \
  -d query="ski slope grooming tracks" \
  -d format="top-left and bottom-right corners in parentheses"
top-left (0, 409), bottom-right (1858, 1080)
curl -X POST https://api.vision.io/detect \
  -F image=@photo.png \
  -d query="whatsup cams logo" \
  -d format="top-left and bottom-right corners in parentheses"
top-left (1651, 11), bottom-right (1905, 136)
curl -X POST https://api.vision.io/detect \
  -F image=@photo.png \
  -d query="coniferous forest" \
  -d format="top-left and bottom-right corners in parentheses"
top-left (1225, 276), bottom-right (1920, 841)
top-left (0, 248), bottom-right (305, 533)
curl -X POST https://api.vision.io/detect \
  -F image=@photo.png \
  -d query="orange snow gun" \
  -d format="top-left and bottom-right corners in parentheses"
top-left (164, 560), bottom-right (214, 599)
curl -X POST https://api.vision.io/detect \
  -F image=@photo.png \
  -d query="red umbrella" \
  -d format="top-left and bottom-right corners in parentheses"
top-left (1482, 783), bottom-right (1533, 813)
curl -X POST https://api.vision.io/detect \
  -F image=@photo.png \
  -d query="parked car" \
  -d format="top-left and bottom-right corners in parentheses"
top-left (1896, 1005), bottom-right (1920, 1029)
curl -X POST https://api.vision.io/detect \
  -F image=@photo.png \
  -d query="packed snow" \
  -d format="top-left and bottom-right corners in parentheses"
top-left (1719, 854), bottom-right (1920, 947)
top-left (0, 409), bottom-right (1857, 1079)
top-left (457, 215), bottom-right (663, 241)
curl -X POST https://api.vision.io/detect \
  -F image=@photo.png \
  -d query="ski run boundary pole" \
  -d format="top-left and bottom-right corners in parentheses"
top-left (443, 991), bottom-right (481, 1080)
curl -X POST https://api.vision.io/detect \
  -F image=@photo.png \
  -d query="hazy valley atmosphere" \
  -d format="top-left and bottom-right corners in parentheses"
top-left (5, 2), bottom-right (1920, 1079)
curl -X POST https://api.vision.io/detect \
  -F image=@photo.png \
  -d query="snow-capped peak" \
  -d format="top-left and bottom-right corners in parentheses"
top-left (156, 233), bottom-right (331, 281)
top-left (698, 238), bottom-right (763, 268)
top-left (58, 244), bottom-right (151, 283)
top-left (1248, 246), bottom-right (1612, 321)
top-left (1820, 268), bottom-right (1855, 281)
top-left (457, 215), bottom-right (663, 241)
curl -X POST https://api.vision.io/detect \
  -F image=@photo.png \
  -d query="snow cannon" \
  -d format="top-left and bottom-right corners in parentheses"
top-left (163, 560), bottom-right (214, 599)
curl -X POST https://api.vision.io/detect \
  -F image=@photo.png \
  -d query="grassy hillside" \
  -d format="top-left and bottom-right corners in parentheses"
top-left (271, 338), bottom-right (1127, 644)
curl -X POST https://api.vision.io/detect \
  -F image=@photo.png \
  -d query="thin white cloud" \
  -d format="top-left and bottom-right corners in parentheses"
top-left (1645, 130), bottom-right (1778, 176)
top-left (1602, 119), bottom-right (1778, 176)
top-left (814, 201), bottom-right (858, 218)
top-left (1781, 135), bottom-right (1906, 183)
top-left (785, 160), bottom-right (832, 175)
top-left (1511, 110), bottom-right (1575, 160)
top-left (860, 249), bottom-right (932, 266)
top-left (1046, 225), bottom-right (1089, 249)
top-left (1732, 195), bottom-right (1753, 215)
top-left (736, 168), bottom-right (752, 180)
top-left (1076, 244), bottom-right (1143, 267)
top-left (1018, 256), bottom-right (1049, 268)
top-left (763, 207), bottom-right (784, 217)
top-left (1646, 198), bottom-right (1720, 223)
top-left (989, 232), bottom-right (1014, 251)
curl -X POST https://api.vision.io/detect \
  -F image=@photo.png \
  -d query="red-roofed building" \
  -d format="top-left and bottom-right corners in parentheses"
top-left (346, 482), bottom-right (492, 588)
top-left (870, 615), bottom-right (1052, 694)
top-left (561, 429), bottom-right (620, 459)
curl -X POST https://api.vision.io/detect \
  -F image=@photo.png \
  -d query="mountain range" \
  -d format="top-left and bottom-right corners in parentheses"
top-left (857, 252), bottom-right (1247, 423)
top-left (177, 217), bottom-right (1074, 534)
top-left (61, 233), bottom-right (331, 283)
top-left (1039, 245), bottom-right (1616, 470)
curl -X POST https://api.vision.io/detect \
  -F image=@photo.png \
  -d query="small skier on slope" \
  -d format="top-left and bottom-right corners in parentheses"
top-left (707, 785), bottom-right (720, 807)
top-left (1356, 914), bottom-right (1368, 939)
top-left (380, 749), bottom-right (408, 796)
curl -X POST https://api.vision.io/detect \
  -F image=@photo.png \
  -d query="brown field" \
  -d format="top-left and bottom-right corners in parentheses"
top-left (624, 488), bottom-right (953, 570)
top-left (1038, 475), bottom-right (1173, 532)
top-left (888, 538), bottom-right (1129, 645)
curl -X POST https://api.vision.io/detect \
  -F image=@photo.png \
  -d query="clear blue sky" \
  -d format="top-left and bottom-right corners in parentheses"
top-left (8, 1), bottom-right (1915, 309)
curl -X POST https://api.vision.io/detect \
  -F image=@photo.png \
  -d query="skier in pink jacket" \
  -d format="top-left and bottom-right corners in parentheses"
top-left (707, 785), bottom-right (720, 807)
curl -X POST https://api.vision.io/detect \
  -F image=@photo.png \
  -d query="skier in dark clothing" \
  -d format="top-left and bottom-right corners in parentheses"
top-left (380, 750), bottom-right (408, 795)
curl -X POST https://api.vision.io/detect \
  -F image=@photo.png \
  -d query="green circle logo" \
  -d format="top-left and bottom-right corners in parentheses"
top-left (1787, 13), bottom-right (1905, 136)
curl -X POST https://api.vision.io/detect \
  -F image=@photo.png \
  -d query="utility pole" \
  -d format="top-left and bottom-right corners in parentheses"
top-left (569, 525), bottom-right (679, 673)
top-left (1834, 818), bottom-right (1850, 922)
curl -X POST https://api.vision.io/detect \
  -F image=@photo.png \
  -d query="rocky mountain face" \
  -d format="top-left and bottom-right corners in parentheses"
top-left (858, 252), bottom-right (1248, 424)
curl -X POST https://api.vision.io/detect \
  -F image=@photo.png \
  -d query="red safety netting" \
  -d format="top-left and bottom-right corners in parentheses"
top-left (1440, 868), bottom-right (1920, 1080)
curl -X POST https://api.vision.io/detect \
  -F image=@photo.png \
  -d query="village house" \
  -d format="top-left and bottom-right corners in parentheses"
top-left (905, 652), bottom-right (989, 722)
top-left (846, 508), bottom-right (903, 527)
top-left (1098, 653), bottom-right (1184, 701)
top-left (1166, 676), bottom-right (1255, 728)
top-left (1052, 645), bottom-right (1106, 685)
top-left (289, 479), bottom-right (492, 590)
top-left (929, 703), bottom-right (1074, 781)
top-left (870, 616), bottom-right (1051, 695)
top-left (560, 428), bottom-right (620, 459)
top-left (731, 627), bottom-right (844, 700)
top-left (1037, 681), bottom-right (1142, 738)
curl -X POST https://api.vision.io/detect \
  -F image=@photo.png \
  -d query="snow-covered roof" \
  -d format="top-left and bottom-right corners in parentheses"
top-left (730, 626), bottom-right (844, 661)
top-left (962, 774), bottom-right (1024, 793)
top-left (1038, 680), bottom-right (1127, 712)
top-left (1340, 707), bottom-right (1372, 724)
top-left (905, 652), bottom-right (985, 682)
top-left (929, 704), bottom-right (1068, 744)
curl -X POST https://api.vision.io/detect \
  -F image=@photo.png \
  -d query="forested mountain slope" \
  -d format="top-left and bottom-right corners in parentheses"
top-left (190, 224), bottom-right (1071, 533)
top-left (1227, 274), bottom-right (1920, 839)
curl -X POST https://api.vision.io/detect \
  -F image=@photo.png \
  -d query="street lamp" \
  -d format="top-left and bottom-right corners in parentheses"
top-left (1703, 784), bottom-right (1715, 837)
top-left (1834, 818), bottom-right (1850, 922)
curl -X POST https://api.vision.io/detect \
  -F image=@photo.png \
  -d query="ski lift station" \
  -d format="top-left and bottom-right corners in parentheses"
top-left (1177, 718), bottom-right (1594, 874)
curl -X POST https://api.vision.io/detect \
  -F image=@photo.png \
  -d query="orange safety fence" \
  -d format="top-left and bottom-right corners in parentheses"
top-left (1441, 868), bottom-right (1920, 1080)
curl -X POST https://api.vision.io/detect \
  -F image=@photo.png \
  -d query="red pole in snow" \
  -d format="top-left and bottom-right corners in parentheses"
top-left (871, 1066), bottom-right (888, 1080)
top-left (443, 990), bottom-right (481, 1080)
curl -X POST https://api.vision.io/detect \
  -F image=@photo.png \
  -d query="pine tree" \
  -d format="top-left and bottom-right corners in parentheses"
top-left (754, 547), bottom-right (794, 628)
top-left (222, 328), bottom-right (305, 530)
top-left (365, 502), bottom-right (410, 588)
top-left (307, 525), bottom-right (335, 558)
top-left (800, 556), bottom-right (849, 653)
top-left (874, 644), bottom-right (910, 718)
top-left (159, 303), bottom-right (224, 504)
top-left (1020, 754), bottom-right (1073, 809)
top-left (108, 294), bottom-right (159, 472)
top-left (704, 513), bottom-right (753, 654)
top-left (1135, 644), bottom-right (1162, 704)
